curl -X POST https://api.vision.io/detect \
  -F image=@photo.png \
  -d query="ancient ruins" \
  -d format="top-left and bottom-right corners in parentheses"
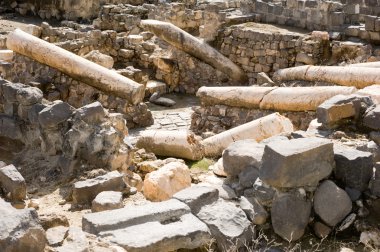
top-left (1, 0), bottom-right (380, 251)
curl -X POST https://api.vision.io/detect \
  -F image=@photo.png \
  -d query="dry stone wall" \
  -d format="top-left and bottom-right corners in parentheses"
top-left (218, 23), bottom-right (329, 84)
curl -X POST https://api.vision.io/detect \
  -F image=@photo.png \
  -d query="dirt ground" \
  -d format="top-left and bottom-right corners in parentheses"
top-left (0, 12), bottom-right (58, 33)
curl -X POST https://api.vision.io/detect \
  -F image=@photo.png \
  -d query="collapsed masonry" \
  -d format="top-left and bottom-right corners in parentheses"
top-left (1, 0), bottom-right (380, 251)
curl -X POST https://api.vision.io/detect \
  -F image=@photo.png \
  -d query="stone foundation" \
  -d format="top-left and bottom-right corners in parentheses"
top-left (191, 105), bottom-right (315, 134)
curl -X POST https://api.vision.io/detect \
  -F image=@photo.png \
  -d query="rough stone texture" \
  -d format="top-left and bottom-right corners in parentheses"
top-left (72, 171), bottom-right (125, 205)
top-left (314, 180), bottom-right (352, 227)
top-left (0, 198), bottom-right (46, 251)
top-left (363, 105), bottom-right (380, 130)
top-left (92, 191), bottom-right (123, 213)
top-left (316, 94), bottom-right (372, 128)
top-left (271, 193), bottom-right (311, 242)
top-left (83, 199), bottom-right (190, 234)
top-left (39, 213), bottom-right (70, 230)
top-left (239, 196), bottom-right (268, 225)
top-left (197, 199), bottom-right (253, 251)
top-left (260, 137), bottom-right (334, 188)
top-left (100, 213), bottom-right (211, 252)
top-left (56, 227), bottom-right (89, 252)
top-left (334, 145), bottom-right (373, 192)
top-left (83, 50), bottom-right (114, 69)
top-left (313, 222), bottom-right (332, 239)
top-left (143, 161), bottom-right (191, 201)
top-left (173, 185), bottom-right (219, 214)
top-left (222, 139), bottom-right (264, 178)
top-left (38, 101), bottom-right (75, 128)
top-left (46, 226), bottom-right (69, 247)
top-left (244, 179), bottom-right (276, 207)
top-left (0, 164), bottom-right (26, 201)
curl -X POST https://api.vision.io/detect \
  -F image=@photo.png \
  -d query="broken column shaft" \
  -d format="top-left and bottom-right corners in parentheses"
top-left (140, 20), bottom-right (248, 83)
top-left (6, 29), bottom-right (144, 105)
top-left (273, 65), bottom-right (380, 89)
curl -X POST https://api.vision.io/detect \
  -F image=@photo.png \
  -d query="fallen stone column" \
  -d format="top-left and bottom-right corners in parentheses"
top-left (273, 65), bottom-right (380, 89)
top-left (6, 29), bottom-right (144, 105)
top-left (348, 61), bottom-right (380, 68)
top-left (140, 20), bottom-right (248, 83)
top-left (136, 130), bottom-right (204, 160)
top-left (201, 113), bottom-right (294, 157)
top-left (197, 86), bottom-right (357, 111)
top-left (260, 86), bottom-right (357, 111)
top-left (197, 86), bottom-right (276, 109)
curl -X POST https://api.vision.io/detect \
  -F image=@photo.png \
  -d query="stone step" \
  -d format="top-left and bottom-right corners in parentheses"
top-left (82, 199), bottom-right (190, 234)
top-left (99, 213), bottom-right (211, 252)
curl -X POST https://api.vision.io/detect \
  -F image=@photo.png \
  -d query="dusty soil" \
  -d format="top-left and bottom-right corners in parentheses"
top-left (0, 12), bottom-right (58, 33)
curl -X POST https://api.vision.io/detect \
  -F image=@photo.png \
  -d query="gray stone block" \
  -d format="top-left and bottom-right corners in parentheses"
top-left (72, 171), bottom-right (125, 205)
top-left (83, 199), bottom-right (190, 234)
top-left (334, 144), bottom-right (373, 191)
top-left (260, 138), bottom-right (334, 188)
top-left (173, 185), bottom-right (219, 214)
top-left (314, 180), bottom-right (352, 227)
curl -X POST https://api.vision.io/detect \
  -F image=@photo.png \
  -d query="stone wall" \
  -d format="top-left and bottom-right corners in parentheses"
top-left (0, 78), bottom-right (131, 177)
top-left (191, 105), bottom-right (315, 134)
top-left (218, 23), bottom-right (329, 84)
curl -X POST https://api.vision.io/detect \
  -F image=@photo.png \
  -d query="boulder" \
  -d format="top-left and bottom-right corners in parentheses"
top-left (143, 161), bottom-right (191, 201)
top-left (83, 50), bottom-right (114, 69)
top-left (38, 101), bottom-right (75, 128)
top-left (210, 158), bottom-right (227, 177)
top-left (222, 139), bottom-right (264, 177)
top-left (313, 222), bottom-right (332, 239)
top-left (363, 105), bottom-right (380, 130)
top-left (260, 137), bottom-right (334, 188)
top-left (92, 191), bottom-right (123, 212)
top-left (173, 185), bottom-right (219, 214)
top-left (16, 86), bottom-right (43, 106)
top-left (196, 199), bottom-right (253, 251)
top-left (151, 97), bottom-right (176, 107)
top-left (73, 101), bottom-right (106, 124)
top-left (0, 164), bottom-right (26, 201)
top-left (313, 180), bottom-right (352, 227)
top-left (56, 227), bottom-right (89, 252)
top-left (271, 192), bottom-right (311, 241)
top-left (39, 213), bottom-right (70, 230)
top-left (334, 144), bottom-right (373, 191)
top-left (0, 198), bottom-right (46, 251)
top-left (72, 171), bottom-right (125, 205)
top-left (239, 196), bottom-right (268, 225)
top-left (46, 226), bottom-right (69, 247)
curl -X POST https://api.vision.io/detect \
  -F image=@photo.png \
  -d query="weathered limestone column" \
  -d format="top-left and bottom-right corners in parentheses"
top-left (7, 29), bottom-right (144, 105)
top-left (197, 86), bottom-right (357, 111)
top-left (197, 86), bottom-right (276, 108)
top-left (273, 65), bottom-right (380, 89)
top-left (201, 113), bottom-right (294, 157)
top-left (136, 130), bottom-right (204, 160)
top-left (140, 20), bottom-right (248, 83)
top-left (259, 86), bottom-right (357, 111)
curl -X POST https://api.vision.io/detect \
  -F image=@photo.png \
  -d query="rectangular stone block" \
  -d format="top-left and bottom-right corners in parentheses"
top-left (260, 138), bottom-right (334, 188)
top-left (0, 164), bottom-right (26, 201)
top-left (334, 145), bottom-right (373, 191)
top-left (99, 213), bottom-right (211, 252)
top-left (82, 199), bottom-right (190, 234)
top-left (72, 171), bottom-right (125, 205)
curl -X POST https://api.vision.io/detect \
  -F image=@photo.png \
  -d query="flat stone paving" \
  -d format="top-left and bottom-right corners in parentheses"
top-left (128, 93), bottom-right (198, 142)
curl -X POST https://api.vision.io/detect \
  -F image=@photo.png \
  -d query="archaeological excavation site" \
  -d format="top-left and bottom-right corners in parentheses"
top-left (2, 0), bottom-right (380, 251)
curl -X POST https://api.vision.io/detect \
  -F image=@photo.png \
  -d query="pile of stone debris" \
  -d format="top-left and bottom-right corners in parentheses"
top-left (2, 85), bottom-right (380, 251)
